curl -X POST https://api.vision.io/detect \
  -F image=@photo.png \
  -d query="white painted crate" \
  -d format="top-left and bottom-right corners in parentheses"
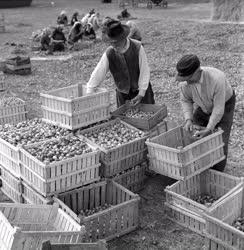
top-left (0, 203), bottom-right (85, 250)
top-left (41, 84), bottom-right (112, 130)
top-left (19, 138), bottom-right (101, 197)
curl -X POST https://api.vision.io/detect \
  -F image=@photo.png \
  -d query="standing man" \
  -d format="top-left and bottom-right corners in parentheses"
top-left (176, 54), bottom-right (236, 172)
top-left (86, 19), bottom-right (155, 107)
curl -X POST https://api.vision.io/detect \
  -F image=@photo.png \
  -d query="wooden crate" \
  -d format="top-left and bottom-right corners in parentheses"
top-left (111, 103), bottom-right (167, 130)
top-left (143, 120), bottom-right (167, 138)
top-left (204, 184), bottom-right (244, 250)
top-left (4, 56), bottom-right (31, 75)
top-left (21, 180), bottom-right (51, 205)
top-left (42, 240), bottom-right (108, 250)
top-left (0, 98), bottom-right (27, 125)
top-left (19, 138), bottom-right (101, 197)
top-left (112, 161), bottom-right (147, 193)
top-left (77, 119), bottom-right (147, 177)
top-left (54, 180), bottom-right (140, 242)
top-left (146, 126), bottom-right (225, 180)
top-left (165, 169), bottom-right (243, 235)
top-left (0, 166), bottom-right (22, 203)
top-left (0, 203), bottom-right (86, 250)
top-left (40, 84), bottom-right (111, 130)
top-left (0, 139), bottom-right (20, 177)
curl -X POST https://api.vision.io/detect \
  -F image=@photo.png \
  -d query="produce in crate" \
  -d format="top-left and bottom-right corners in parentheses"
top-left (122, 108), bottom-right (155, 119)
top-left (193, 194), bottom-right (218, 207)
top-left (82, 120), bottom-right (144, 149)
top-left (0, 118), bottom-right (71, 146)
top-left (79, 203), bottom-right (112, 217)
top-left (0, 96), bottom-right (23, 107)
top-left (26, 136), bottom-right (93, 163)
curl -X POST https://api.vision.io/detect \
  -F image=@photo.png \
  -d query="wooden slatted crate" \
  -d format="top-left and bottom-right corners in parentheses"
top-left (77, 119), bottom-right (147, 177)
top-left (4, 56), bottom-right (31, 75)
top-left (0, 203), bottom-right (86, 250)
top-left (0, 98), bottom-right (27, 125)
top-left (165, 169), bottom-right (243, 235)
top-left (112, 161), bottom-right (147, 193)
top-left (0, 165), bottom-right (22, 203)
top-left (54, 180), bottom-right (140, 242)
top-left (21, 180), bottom-right (51, 205)
top-left (111, 103), bottom-right (167, 130)
top-left (41, 240), bottom-right (108, 250)
top-left (144, 120), bottom-right (167, 138)
top-left (204, 184), bottom-right (244, 250)
top-left (40, 84), bottom-right (112, 130)
top-left (19, 137), bottom-right (101, 197)
top-left (146, 126), bottom-right (225, 180)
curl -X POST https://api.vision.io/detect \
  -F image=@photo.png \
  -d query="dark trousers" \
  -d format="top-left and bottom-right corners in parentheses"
top-left (116, 82), bottom-right (155, 107)
top-left (193, 91), bottom-right (236, 172)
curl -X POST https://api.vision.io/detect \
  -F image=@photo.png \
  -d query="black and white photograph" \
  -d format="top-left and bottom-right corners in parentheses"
top-left (0, 0), bottom-right (243, 249)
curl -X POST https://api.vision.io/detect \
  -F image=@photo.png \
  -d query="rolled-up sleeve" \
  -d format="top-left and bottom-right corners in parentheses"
top-left (207, 76), bottom-right (226, 130)
top-left (86, 52), bottom-right (109, 94)
top-left (180, 84), bottom-right (194, 121)
top-left (138, 46), bottom-right (150, 97)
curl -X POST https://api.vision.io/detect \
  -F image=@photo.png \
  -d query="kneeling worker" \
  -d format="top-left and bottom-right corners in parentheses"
top-left (86, 19), bottom-right (155, 107)
top-left (176, 54), bottom-right (236, 172)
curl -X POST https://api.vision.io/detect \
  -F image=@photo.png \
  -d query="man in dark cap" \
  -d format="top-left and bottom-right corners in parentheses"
top-left (86, 19), bottom-right (155, 107)
top-left (176, 54), bottom-right (236, 172)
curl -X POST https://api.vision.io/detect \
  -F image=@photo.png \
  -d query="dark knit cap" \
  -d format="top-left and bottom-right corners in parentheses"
top-left (176, 54), bottom-right (200, 77)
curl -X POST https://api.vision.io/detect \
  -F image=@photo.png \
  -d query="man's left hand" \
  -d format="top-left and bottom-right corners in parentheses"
top-left (131, 94), bottom-right (143, 106)
top-left (193, 128), bottom-right (212, 139)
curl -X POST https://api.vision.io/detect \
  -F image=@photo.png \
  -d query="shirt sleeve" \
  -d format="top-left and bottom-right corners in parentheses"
top-left (180, 84), bottom-right (194, 121)
top-left (206, 75), bottom-right (226, 130)
top-left (138, 45), bottom-right (150, 96)
top-left (86, 52), bottom-right (109, 94)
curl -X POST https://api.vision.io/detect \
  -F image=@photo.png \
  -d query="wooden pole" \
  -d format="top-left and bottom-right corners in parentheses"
top-left (0, 13), bottom-right (5, 33)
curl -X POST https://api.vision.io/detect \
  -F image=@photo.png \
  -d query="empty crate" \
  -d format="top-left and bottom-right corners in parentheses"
top-left (146, 126), bottom-right (225, 180)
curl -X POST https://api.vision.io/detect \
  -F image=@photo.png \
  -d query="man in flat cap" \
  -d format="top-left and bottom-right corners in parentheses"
top-left (176, 54), bottom-right (236, 172)
top-left (86, 19), bottom-right (154, 107)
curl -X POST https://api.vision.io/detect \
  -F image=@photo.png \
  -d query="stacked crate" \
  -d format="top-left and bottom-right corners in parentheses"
top-left (146, 125), bottom-right (243, 235)
top-left (111, 103), bottom-right (168, 191)
top-left (40, 84), bottom-right (112, 130)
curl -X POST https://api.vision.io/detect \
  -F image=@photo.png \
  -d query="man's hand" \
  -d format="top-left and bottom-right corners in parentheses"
top-left (183, 119), bottom-right (193, 132)
top-left (193, 128), bottom-right (211, 139)
top-left (131, 94), bottom-right (143, 106)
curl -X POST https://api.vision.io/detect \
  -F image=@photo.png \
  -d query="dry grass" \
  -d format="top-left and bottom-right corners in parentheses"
top-left (212, 0), bottom-right (244, 22)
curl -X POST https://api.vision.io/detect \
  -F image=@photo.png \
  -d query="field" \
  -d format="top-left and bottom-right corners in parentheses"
top-left (0, 0), bottom-right (243, 249)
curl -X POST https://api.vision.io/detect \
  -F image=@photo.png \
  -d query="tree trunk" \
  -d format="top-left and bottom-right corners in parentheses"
top-left (212, 0), bottom-right (244, 22)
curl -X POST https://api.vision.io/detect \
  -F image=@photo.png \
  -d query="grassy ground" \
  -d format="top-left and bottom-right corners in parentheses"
top-left (0, 0), bottom-right (243, 249)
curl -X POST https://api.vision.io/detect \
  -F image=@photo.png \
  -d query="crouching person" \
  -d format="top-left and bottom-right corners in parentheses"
top-left (68, 22), bottom-right (83, 45)
top-left (48, 26), bottom-right (66, 54)
top-left (86, 19), bottom-right (155, 107)
top-left (176, 54), bottom-right (236, 172)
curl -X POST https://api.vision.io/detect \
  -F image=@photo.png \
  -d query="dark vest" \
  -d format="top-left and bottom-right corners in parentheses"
top-left (106, 39), bottom-right (141, 94)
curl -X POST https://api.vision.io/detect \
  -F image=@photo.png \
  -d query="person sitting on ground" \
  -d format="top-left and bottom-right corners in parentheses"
top-left (68, 21), bottom-right (83, 45)
top-left (40, 28), bottom-right (52, 51)
top-left (47, 26), bottom-right (66, 54)
top-left (126, 20), bottom-right (142, 41)
top-left (117, 9), bottom-right (131, 20)
top-left (86, 19), bottom-right (155, 107)
top-left (57, 10), bottom-right (68, 25)
top-left (70, 11), bottom-right (79, 26)
top-left (176, 54), bottom-right (236, 172)
top-left (81, 9), bottom-right (96, 26)
top-left (88, 12), bottom-right (100, 32)
top-left (84, 23), bottom-right (96, 40)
